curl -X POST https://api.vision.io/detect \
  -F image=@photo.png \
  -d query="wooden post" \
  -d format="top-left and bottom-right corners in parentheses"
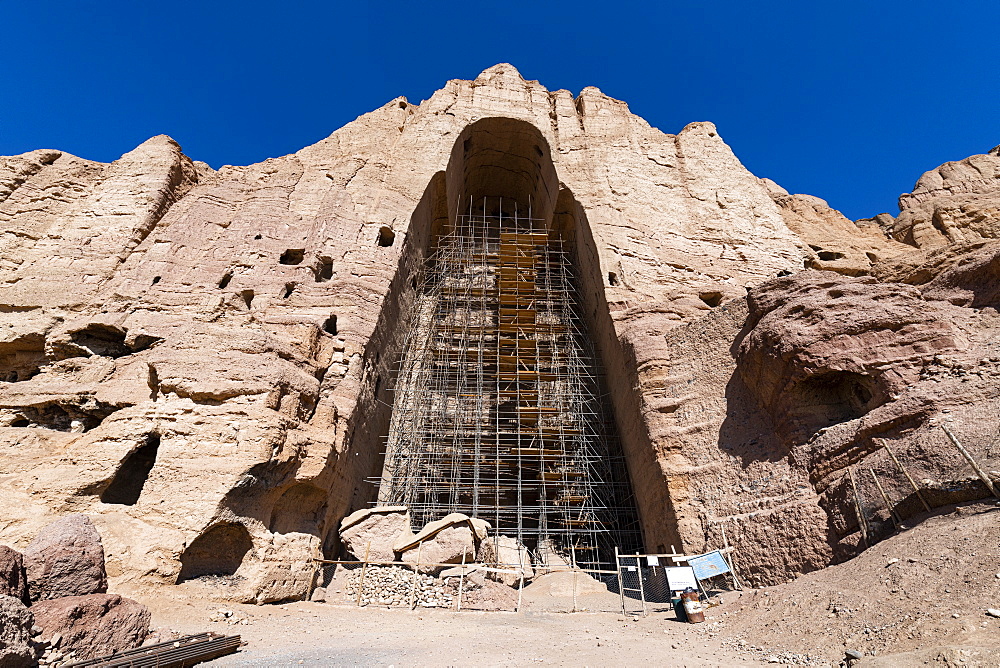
top-left (456, 550), bottom-right (467, 612)
top-left (615, 546), bottom-right (626, 616)
top-left (409, 541), bottom-right (423, 610)
top-left (848, 467), bottom-right (870, 548)
top-left (719, 521), bottom-right (743, 590)
top-left (571, 544), bottom-right (578, 613)
top-left (355, 541), bottom-right (372, 607)
top-left (883, 443), bottom-right (932, 512)
top-left (635, 552), bottom-right (647, 617)
top-left (516, 548), bottom-right (524, 613)
top-left (942, 423), bottom-right (999, 497)
top-left (869, 468), bottom-right (902, 527)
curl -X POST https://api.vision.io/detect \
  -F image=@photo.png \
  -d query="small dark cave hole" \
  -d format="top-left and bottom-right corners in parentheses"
top-left (279, 249), bottom-right (305, 265)
top-left (100, 433), bottom-right (160, 506)
top-left (151, 276), bottom-right (161, 285)
top-left (866, 252), bottom-right (878, 263)
top-left (254, 234), bottom-right (262, 240)
top-left (177, 522), bottom-right (253, 582)
top-left (700, 291), bottom-right (723, 308)
top-left (11, 419), bottom-right (30, 428)
top-left (608, 272), bottom-right (619, 286)
top-left (218, 272), bottom-right (233, 289)
top-left (323, 315), bottom-right (338, 335)
top-left (241, 290), bottom-right (255, 309)
top-left (315, 257), bottom-right (333, 282)
top-left (817, 251), bottom-right (846, 261)
top-left (377, 227), bottom-right (395, 247)
top-left (69, 324), bottom-right (130, 358)
top-left (282, 283), bottom-right (296, 299)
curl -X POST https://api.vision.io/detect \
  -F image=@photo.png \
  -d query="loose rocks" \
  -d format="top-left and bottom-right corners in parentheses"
top-left (344, 566), bottom-right (454, 608)
top-left (25, 515), bottom-right (107, 602)
top-left (0, 594), bottom-right (36, 668)
top-left (31, 593), bottom-right (150, 661)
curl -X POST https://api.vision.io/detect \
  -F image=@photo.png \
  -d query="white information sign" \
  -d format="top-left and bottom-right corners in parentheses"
top-left (646, 556), bottom-right (660, 567)
top-left (665, 566), bottom-right (698, 591)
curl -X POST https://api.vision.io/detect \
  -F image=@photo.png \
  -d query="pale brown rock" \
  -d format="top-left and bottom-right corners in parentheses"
top-left (478, 535), bottom-right (533, 586)
top-left (24, 515), bottom-right (107, 601)
top-left (0, 594), bottom-right (35, 668)
top-left (890, 146), bottom-right (1000, 248)
top-left (395, 513), bottom-right (490, 574)
top-left (339, 506), bottom-right (411, 562)
top-left (30, 593), bottom-right (150, 660)
top-left (0, 546), bottom-right (28, 604)
top-left (0, 63), bottom-right (996, 598)
top-left (761, 178), bottom-right (910, 274)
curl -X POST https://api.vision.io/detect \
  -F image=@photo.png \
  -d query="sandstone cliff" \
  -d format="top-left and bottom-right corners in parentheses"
top-left (0, 64), bottom-right (996, 599)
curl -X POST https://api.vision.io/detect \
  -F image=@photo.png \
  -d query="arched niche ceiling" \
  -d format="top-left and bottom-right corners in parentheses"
top-left (445, 117), bottom-right (559, 231)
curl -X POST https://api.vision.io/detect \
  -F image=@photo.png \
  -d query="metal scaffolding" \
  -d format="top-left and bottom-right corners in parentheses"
top-left (375, 196), bottom-right (642, 570)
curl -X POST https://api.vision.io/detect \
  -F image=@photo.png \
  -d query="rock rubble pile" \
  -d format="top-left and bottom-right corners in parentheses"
top-left (344, 566), bottom-right (455, 608)
top-left (0, 515), bottom-right (150, 667)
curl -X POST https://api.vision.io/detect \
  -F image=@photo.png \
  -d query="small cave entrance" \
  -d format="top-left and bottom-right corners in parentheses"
top-left (789, 371), bottom-right (881, 436)
top-left (100, 433), bottom-right (160, 505)
top-left (268, 483), bottom-right (327, 535)
top-left (177, 522), bottom-right (253, 582)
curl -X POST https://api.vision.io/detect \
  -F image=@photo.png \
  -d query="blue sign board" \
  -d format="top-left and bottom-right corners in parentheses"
top-left (687, 550), bottom-right (730, 581)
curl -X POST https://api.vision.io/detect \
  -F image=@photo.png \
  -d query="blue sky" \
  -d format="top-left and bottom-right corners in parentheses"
top-left (3, 1), bottom-right (998, 220)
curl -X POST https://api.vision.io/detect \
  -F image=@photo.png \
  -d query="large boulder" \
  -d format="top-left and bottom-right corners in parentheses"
top-left (0, 594), bottom-right (36, 668)
top-left (0, 546), bottom-right (29, 604)
top-left (478, 535), bottom-right (533, 587)
top-left (31, 593), bottom-right (150, 660)
top-left (394, 513), bottom-right (490, 574)
top-left (339, 506), bottom-right (411, 563)
top-left (24, 515), bottom-right (107, 601)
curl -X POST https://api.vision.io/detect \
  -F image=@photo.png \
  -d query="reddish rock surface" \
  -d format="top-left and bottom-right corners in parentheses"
top-left (31, 593), bottom-right (150, 660)
top-left (24, 515), bottom-right (107, 601)
top-left (0, 545), bottom-right (29, 604)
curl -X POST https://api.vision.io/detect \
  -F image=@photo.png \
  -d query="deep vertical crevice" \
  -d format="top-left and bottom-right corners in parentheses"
top-left (100, 433), bottom-right (161, 505)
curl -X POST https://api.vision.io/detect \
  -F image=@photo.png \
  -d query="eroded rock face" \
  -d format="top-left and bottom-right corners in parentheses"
top-left (0, 594), bottom-right (35, 668)
top-left (31, 593), bottom-right (150, 661)
top-left (737, 272), bottom-right (966, 446)
top-left (0, 63), bottom-right (996, 595)
top-left (0, 546), bottom-right (28, 604)
top-left (889, 146), bottom-right (1000, 248)
top-left (25, 515), bottom-right (107, 601)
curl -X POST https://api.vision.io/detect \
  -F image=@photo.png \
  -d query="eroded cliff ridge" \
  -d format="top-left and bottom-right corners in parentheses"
top-left (1, 64), bottom-right (996, 601)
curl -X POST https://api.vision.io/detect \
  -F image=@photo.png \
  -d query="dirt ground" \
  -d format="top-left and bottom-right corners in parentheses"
top-left (140, 500), bottom-right (1000, 667)
top-left (716, 500), bottom-right (1000, 667)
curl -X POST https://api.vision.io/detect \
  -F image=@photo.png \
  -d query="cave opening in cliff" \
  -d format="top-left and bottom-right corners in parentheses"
top-left (177, 522), bottom-right (252, 582)
top-left (101, 432), bottom-right (161, 506)
top-left (372, 118), bottom-right (642, 569)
